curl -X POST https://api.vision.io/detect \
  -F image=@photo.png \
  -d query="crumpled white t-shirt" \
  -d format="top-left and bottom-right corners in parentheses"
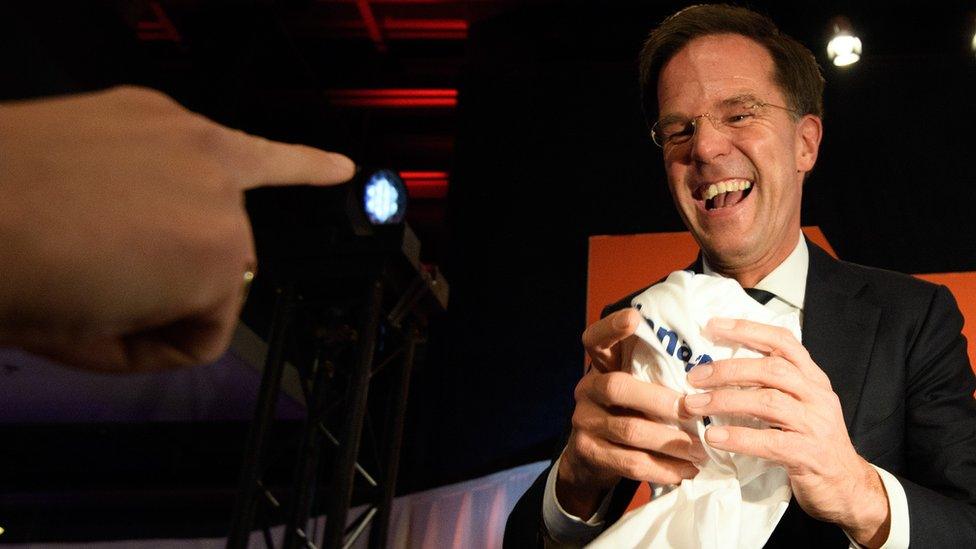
top-left (587, 270), bottom-right (801, 549)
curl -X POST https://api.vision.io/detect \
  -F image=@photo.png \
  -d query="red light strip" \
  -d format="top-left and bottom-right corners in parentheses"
top-left (324, 18), bottom-right (467, 40)
top-left (354, 0), bottom-right (386, 52)
top-left (328, 89), bottom-right (458, 108)
top-left (383, 17), bottom-right (468, 39)
top-left (400, 171), bottom-right (449, 199)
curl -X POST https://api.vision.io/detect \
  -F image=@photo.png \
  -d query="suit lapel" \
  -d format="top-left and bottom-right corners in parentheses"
top-left (802, 241), bottom-right (881, 428)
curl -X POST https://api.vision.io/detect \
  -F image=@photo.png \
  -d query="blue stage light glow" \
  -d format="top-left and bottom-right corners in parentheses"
top-left (363, 170), bottom-right (406, 225)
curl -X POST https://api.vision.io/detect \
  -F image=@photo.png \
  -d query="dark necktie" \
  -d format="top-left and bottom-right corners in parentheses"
top-left (744, 287), bottom-right (776, 305)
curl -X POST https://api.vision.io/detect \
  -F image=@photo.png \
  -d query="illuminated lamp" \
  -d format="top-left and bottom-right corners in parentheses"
top-left (827, 16), bottom-right (862, 67)
top-left (359, 169), bottom-right (407, 225)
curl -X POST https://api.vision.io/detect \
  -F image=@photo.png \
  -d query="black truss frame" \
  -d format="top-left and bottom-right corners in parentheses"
top-left (227, 246), bottom-right (445, 549)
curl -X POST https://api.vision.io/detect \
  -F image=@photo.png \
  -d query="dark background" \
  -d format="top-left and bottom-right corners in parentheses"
top-left (2, 0), bottom-right (975, 541)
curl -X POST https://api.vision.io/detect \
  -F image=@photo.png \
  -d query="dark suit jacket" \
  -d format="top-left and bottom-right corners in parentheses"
top-left (505, 241), bottom-right (976, 547)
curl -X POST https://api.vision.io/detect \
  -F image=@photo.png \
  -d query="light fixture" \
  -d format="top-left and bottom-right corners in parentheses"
top-left (244, 164), bottom-right (411, 264)
top-left (361, 169), bottom-right (407, 225)
top-left (827, 16), bottom-right (862, 67)
top-left (971, 11), bottom-right (976, 56)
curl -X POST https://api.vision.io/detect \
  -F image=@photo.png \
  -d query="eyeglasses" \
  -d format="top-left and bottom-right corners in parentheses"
top-left (650, 100), bottom-right (798, 149)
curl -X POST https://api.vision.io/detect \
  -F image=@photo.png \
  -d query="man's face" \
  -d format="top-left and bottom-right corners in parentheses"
top-left (656, 34), bottom-right (821, 278)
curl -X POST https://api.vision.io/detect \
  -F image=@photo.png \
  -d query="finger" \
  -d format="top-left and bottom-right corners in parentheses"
top-left (705, 317), bottom-right (830, 387)
top-left (582, 308), bottom-right (642, 372)
top-left (574, 401), bottom-right (708, 463)
top-left (582, 371), bottom-right (688, 422)
top-left (687, 356), bottom-right (810, 398)
top-left (228, 130), bottom-right (356, 189)
top-left (575, 433), bottom-right (699, 484)
top-left (704, 425), bottom-right (804, 468)
top-left (684, 387), bottom-right (802, 428)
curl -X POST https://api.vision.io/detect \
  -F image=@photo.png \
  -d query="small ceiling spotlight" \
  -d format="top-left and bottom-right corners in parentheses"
top-left (827, 16), bottom-right (862, 67)
top-left (971, 11), bottom-right (976, 56)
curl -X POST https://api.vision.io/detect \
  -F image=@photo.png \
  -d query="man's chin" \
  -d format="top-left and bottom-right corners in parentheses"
top-left (699, 239), bottom-right (759, 271)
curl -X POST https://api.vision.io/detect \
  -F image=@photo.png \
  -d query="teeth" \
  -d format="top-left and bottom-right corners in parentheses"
top-left (704, 179), bottom-right (751, 200)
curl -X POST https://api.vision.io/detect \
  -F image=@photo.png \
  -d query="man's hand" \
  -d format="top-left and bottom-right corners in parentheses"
top-left (686, 317), bottom-right (891, 547)
top-left (557, 308), bottom-right (703, 519)
top-left (0, 86), bottom-right (355, 372)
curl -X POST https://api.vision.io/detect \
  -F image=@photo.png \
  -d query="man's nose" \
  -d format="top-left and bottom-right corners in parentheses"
top-left (689, 114), bottom-right (732, 162)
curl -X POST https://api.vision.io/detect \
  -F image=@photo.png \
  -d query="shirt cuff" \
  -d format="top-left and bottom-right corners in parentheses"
top-left (843, 465), bottom-right (910, 549)
top-left (542, 453), bottom-right (613, 545)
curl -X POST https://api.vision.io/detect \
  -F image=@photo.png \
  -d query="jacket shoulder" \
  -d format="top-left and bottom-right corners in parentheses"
top-left (834, 257), bottom-right (944, 307)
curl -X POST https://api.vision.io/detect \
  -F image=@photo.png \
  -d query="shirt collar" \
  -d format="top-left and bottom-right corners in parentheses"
top-left (701, 233), bottom-right (808, 311)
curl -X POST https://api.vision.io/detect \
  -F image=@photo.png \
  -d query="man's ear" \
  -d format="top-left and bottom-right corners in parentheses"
top-left (796, 115), bottom-right (823, 174)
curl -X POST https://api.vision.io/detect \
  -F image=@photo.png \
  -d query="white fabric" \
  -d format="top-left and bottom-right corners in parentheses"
top-left (379, 458), bottom-right (547, 549)
top-left (587, 271), bottom-right (800, 549)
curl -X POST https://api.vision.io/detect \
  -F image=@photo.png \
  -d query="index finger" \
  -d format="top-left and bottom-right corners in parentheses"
top-left (705, 317), bottom-right (831, 387)
top-left (582, 308), bottom-right (642, 372)
top-left (229, 130), bottom-right (356, 189)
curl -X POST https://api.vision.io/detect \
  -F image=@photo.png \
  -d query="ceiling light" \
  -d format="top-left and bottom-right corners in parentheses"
top-left (827, 16), bottom-right (862, 67)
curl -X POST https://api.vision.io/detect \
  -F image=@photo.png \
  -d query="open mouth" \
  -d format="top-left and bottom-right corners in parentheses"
top-left (696, 179), bottom-right (753, 211)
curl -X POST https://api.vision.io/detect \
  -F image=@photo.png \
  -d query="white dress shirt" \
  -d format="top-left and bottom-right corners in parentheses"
top-left (543, 234), bottom-right (909, 548)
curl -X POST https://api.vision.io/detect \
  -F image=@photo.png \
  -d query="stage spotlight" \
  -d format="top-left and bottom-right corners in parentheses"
top-left (361, 169), bottom-right (407, 225)
top-left (343, 167), bottom-right (409, 236)
top-left (245, 165), bottom-right (411, 266)
top-left (827, 16), bottom-right (862, 67)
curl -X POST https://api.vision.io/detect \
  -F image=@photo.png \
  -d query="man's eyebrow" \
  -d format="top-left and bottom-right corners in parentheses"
top-left (655, 112), bottom-right (687, 125)
top-left (720, 93), bottom-right (761, 107)
top-left (657, 93), bottom-right (763, 122)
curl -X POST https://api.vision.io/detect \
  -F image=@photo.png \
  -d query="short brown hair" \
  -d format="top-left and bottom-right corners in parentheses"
top-left (639, 4), bottom-right (824, 126)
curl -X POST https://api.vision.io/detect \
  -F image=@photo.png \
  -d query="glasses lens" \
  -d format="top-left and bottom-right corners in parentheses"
top-left (718, 102), bottom-right (761, 128)
top-left (652, 119), bottom-right (692, 147)
top-left (651, 123), bottom-right (665, 147)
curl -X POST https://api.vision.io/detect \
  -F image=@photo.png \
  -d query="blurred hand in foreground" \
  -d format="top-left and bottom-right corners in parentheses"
top-left (0, 86), bottom-right (355, 372)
